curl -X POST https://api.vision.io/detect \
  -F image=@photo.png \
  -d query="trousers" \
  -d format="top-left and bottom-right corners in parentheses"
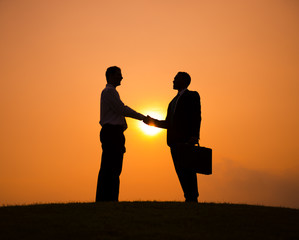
top-left (171, 147), bottom-right (199, 202)
top-left (96, 124), bottom-right (125, 202)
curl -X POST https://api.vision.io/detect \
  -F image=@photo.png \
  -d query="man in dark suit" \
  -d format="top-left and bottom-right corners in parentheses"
top-left (144, 72), bottom-right (201, 202)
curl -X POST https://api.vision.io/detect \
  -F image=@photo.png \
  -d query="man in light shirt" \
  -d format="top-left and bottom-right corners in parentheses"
top-left (96, 66), bottom-right (145, 202)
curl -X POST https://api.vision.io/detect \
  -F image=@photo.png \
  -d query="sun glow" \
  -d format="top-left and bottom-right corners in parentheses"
top-left (139, 111), bottom-right (164, 136)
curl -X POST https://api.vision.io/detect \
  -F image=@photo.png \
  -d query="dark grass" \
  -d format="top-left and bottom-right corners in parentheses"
top-left (0, 202), bottom-right (298, 240)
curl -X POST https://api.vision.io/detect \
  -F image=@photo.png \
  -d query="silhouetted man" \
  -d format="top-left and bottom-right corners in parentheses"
top-left (144, 72), bottom-right (201, 202)
top-left (96, 66), bottom-right (145, 202)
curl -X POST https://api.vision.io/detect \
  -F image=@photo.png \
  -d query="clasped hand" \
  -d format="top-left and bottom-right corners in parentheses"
top-left (143, 115), bottom-right (156, 126)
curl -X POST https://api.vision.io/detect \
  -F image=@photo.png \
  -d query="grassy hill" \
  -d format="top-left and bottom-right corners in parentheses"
top-left (0, 202), bottom-right (298, 240)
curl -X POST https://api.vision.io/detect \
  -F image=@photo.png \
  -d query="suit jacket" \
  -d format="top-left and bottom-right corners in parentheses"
top-left (155, 89), bottom-right (201, 147)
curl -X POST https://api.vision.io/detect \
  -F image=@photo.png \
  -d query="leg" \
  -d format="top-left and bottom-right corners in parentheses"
top-left (171, 147), bottom-right (199, 202)
top-left (96, 149), bottom-right (123, 201)
top-left (96, 125), bottom-right (125, 202)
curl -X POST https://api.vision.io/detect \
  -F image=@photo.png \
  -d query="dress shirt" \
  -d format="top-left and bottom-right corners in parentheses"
top-left (173, 88), bottom-right (187, 112)
top-left (100, 84), bottom-right (144, 130)
top-left (178, 88), bottom-right (187, 98)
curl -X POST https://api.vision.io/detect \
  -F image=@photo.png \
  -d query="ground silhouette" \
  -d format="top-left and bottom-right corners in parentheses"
top-left (0, 202), bottom-right (298, 240)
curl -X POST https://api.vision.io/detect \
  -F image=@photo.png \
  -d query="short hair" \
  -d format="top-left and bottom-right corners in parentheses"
top-left (105, 66), bottom-right (121, 81)
top-left (177, 72), bottom-right (191, 87)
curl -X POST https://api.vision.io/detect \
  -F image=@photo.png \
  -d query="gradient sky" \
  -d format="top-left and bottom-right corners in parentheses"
top-left (0, 0), bottom-right (298, 208)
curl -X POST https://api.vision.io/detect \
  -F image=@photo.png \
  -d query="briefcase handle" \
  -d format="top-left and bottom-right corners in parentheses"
top-left (184, 141), bottom-right (200, 147)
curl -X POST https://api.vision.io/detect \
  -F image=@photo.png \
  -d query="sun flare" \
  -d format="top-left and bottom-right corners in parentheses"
top-left (139, 111), bottom-right (164, 136)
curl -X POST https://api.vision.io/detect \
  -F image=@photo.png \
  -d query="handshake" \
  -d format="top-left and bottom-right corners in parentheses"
top-left (143, 115), bottom-right (157, 126)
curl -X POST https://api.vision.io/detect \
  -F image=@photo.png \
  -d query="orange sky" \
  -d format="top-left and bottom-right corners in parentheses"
top-left (0, 0), bottom-right (298, 208)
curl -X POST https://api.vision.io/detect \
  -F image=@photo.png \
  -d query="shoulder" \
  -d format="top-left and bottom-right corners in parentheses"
top-left (184, 90), bottom-right (200, 99)
top-left (102, 86), bottom-right (118, 96)
top-left (189, 90), bottom-right (200, 96)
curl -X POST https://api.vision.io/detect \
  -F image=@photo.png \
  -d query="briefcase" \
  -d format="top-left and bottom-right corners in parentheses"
top-left (179, 144), bottom-right (212, 175)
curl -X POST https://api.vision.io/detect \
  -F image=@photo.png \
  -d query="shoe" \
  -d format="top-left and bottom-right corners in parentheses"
top-left (185, 199), bottom-right (198, 203)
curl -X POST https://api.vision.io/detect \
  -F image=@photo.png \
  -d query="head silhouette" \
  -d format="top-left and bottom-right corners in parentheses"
top-left (173, 72), bottom-right (191, 91)
top-left (106, 66), bottom-right (123, 87)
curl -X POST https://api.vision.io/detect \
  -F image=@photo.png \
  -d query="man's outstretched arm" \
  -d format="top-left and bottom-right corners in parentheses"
top-left (143, 116), bottom-right (168, 129)
top-left (103, 88), bottom-right (145, 120)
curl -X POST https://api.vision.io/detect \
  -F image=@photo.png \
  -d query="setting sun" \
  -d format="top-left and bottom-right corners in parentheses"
top-left (139, 111), bottom-right (164, 136)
